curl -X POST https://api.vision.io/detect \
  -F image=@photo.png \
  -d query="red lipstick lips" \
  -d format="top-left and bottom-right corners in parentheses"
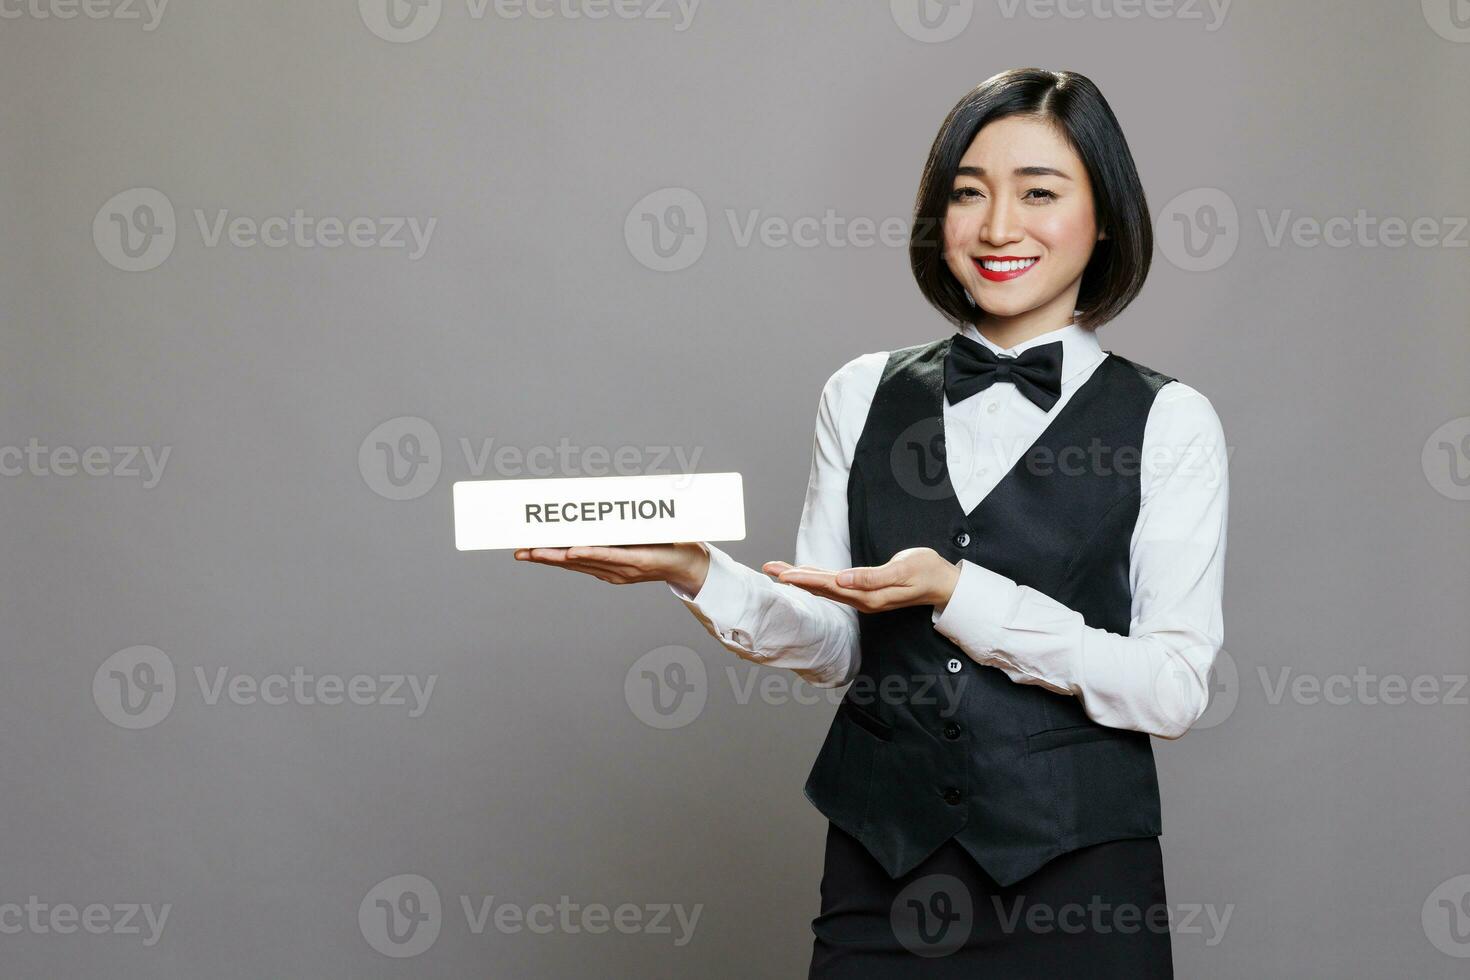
top-left (974, 255), bottom-right (1039, 282)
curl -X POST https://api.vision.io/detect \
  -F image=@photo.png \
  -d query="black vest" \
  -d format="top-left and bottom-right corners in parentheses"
top-left (803, 335), bottom-right (1177, 886)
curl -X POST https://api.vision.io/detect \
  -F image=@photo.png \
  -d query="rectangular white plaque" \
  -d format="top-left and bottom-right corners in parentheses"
top-left (452, 472), bottom-right (746, 550)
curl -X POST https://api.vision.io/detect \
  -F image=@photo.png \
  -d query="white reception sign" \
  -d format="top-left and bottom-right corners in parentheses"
top-left (453, 472), bottom-right (746, 550)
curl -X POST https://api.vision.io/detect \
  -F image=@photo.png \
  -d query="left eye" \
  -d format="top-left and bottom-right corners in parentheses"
top-left (1025, 189), bottom-right (1057, 201)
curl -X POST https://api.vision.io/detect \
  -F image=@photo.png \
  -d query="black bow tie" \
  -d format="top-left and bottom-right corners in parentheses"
top-left (944, 334), bottom-right (1064, 412)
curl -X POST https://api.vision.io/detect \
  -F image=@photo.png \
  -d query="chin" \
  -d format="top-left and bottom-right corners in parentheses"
top-left (969, 288), bottom-right (1038, 318)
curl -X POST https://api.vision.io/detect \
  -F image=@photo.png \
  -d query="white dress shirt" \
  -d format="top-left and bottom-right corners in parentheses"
top-left (668, 318), bottom-right (1229, 739)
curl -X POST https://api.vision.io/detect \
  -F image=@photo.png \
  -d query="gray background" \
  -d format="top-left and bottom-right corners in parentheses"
top-left (3, 0), bottom-right (1468, 976)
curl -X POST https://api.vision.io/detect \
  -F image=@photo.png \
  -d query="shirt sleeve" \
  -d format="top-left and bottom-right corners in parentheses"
top-left (666, 353), bottom-right (886, 688)
top-left (929, 381), bottom-right (1229, 738)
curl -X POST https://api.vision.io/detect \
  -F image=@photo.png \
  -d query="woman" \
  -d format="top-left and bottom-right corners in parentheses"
top-left (516, 68), bottom-right (1228, 977)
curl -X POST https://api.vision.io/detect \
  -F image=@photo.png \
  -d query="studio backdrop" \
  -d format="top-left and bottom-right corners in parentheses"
top-left (2, 1), bottom-right (1467, 977)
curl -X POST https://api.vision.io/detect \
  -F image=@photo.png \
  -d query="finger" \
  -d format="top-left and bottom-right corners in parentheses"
top-left (780, 574), bottom-right (918, 609)
top-left (835, 565), bottom-right (902, 590)
top-left (566, 545), bottom-right (631, 562)
top-left (529, 556), bottom-right (635, 582)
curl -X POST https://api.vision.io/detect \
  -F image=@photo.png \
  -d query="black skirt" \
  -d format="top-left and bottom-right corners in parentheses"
top-left (809, 822), bottom-right (1173, 978)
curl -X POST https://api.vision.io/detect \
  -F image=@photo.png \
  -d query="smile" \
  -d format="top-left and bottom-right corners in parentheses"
top-left (974, 255), bottom-right (1039, 282)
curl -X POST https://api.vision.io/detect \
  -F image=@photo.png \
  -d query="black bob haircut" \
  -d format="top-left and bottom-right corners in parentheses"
top-left (909, 68), bottom-right (1152, 332)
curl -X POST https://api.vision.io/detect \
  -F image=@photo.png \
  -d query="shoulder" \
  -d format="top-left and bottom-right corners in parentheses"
top-left (1145, 378), bottom-right (1225, 444)
top-left (817, 349), bottom-right (891, 416)
top-left (1104, 352), bottom-right (1225, 441)
top-left (1138, 377), bottom-right (1229, 499)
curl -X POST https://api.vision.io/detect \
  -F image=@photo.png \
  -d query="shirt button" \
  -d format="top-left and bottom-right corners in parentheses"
top-left (942, 787), bottom-right (963, 806)
top-left (946, 658), bottom-right (963, 674)
top-left (953, 531), bottom-right (971, 548)
top-left (943, 722), bottom-right (962, 740)
top-left (986, 402), bottom-right (999, 414)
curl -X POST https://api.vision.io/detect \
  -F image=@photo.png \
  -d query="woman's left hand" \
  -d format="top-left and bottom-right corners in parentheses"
top-left (765, 547), bottom-right (961, 614)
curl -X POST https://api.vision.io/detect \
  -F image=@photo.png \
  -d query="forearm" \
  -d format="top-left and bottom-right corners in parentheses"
top-left (933, 559), bottom-right (1220, 738)
top-left (670, 543), bottom-right (861, 688)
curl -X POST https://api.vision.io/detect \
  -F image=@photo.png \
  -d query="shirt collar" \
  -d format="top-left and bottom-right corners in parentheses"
top-left (957, 313), bottom-right (1103, 385)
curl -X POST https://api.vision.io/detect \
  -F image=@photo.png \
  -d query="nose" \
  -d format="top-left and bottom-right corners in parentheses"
top-left (981, 194), bottom-right (1024, 247)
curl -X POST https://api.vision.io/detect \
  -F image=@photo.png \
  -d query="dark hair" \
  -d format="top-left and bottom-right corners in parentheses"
top-left (909, 68), bottom-right (1151, 332)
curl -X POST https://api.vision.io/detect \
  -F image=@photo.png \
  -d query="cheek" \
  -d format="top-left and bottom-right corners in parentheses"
top-left (942, 211), bottom-right (979, 255)
top-left (1032, 208), bottom-right (1097, 262)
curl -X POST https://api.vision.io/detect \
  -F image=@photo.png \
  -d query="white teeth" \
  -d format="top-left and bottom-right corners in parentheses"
top-left (980, 257), bottom-right (1038, 272)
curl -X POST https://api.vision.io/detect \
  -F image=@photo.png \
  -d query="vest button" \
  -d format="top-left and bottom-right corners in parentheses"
top-left (946, 658), bottom-right (963, 674)
top-left (953, 531), bottom-right (971, 548)
top-left (942, 787), bottom-right (963, 806)
top-left (943, 722), bottom-right (962, 740)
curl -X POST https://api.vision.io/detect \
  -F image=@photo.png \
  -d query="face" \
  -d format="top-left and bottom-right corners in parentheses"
top-left (941, 114), bottom-right (1103, 329)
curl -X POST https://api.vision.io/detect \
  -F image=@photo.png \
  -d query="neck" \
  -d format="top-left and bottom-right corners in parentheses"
top-left (973, 292), bottom-right (1081, 350)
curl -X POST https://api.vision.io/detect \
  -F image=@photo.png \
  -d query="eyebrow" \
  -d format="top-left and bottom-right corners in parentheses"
top-left (956, 165), bottom-right (1073, 180)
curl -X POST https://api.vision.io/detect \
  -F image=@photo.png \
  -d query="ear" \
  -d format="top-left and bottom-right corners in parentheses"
top-left (1096, 227), bottom-right (1109, 242)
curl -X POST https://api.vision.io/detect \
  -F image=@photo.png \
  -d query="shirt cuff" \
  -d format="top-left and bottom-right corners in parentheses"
top-left (667, 544), bottom-right (758, 651)
top-left (931, 558), bottom-right (1025, 659)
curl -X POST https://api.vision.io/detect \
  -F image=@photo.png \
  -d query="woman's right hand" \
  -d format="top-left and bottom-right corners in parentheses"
top-left (512, 541), bottom-right (711, 596)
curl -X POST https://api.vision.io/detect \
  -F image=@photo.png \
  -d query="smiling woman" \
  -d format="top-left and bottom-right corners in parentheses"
top-left (515, 67), bottom-right (1227, 979)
